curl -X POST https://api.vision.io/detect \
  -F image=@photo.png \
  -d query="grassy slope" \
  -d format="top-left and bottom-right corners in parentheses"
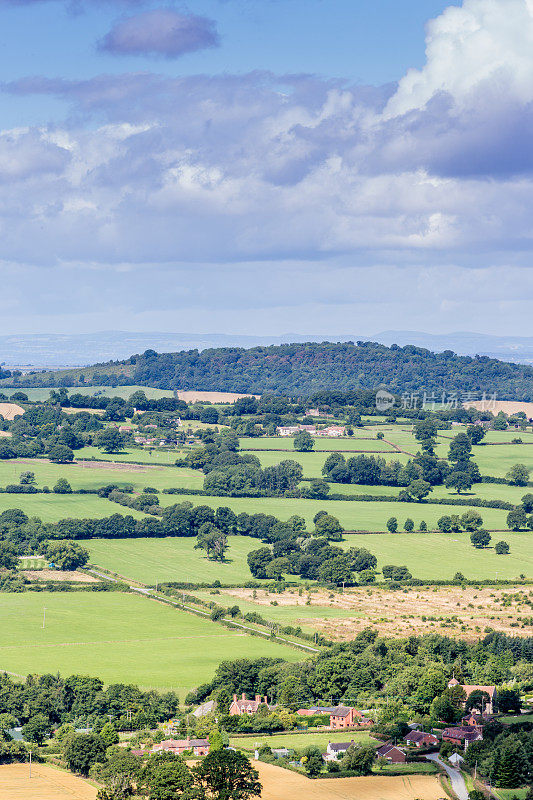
top-left (0, 459), bottom-right (204, 493)
top-left (230, 731), bottom-right (376, 751)
top-left (86, 536), bottom-right (262, 584)
top-left (10, 386), bottom-right (175, 402)
top-left (0, 493), bottom-right (147, 522)
top-left (239, 437), bottom-right (396, 452)
top-left (155, 491), bottom-right (511, 531)
top-left (339, 532), bottom-right (533, 580)
top-left (0, 592), bottom-right (302, 693)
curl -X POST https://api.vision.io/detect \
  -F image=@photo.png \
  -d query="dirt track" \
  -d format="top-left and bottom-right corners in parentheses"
top-left (0, 403), bottom-right (24, 420)
top-left (0, 763), bottom-right (97, 799)
top-left (255, 761), bottom-right (445, 800)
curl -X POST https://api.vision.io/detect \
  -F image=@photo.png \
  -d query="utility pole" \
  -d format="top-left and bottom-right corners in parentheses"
top-left (42, 607), bottom-right (46, 629)
top-left (29, 749), bottom-right (31, 778)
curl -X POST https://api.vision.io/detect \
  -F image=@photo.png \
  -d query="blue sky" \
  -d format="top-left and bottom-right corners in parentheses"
top-left (0, 0), bottom-right (532, 338)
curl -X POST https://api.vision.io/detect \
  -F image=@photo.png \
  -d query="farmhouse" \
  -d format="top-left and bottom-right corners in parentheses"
top-left (277, 426), bottom-right (300, 436)
top-left (324, 740), bottom-right (356, 761)
top-left (316, 425), bottom-right (345, 437)
top-left (404, 730), bottom-right (439, 748)
top-left (329, 705), bottom-right (368, 728)
top-left (296, 705), bottom-right (338, 717)
top-left (229, 693), bottom-right (272, 716)
top-left (447, 678), bottom-right (496, 714)
top-left (442, 725), bottom-right (483, 748)
top-left (152, 738), bottom-right (209, 756)
top-left (375, 743), bottom-right (407, 763)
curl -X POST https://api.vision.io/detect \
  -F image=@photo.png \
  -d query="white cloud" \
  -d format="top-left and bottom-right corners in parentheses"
top-left (385, 0), bottom-right (533, 118)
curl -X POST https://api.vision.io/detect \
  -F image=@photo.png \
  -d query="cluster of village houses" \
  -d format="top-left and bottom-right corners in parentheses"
top-left (141, 680), bottom-right (495, 766)
top-left (277, 424), bottom-right (346, 437)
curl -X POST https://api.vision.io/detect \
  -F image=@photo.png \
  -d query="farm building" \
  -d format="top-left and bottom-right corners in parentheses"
top-left (442, 726), bottom-right (483, 749)
top-left (375, 743), bottom-right (407, 763)
top-left (152, 738), bottom-right (209, 756)
top-left (324, 740), bottom-right (357, 761)
top-left (404, 730), bottom-right (439, 748)
top-left (447, 678), bottom-right (496, 714)
top-left (229, 693), bottom-right (273, 716)
top-left (329, 706), bottom-right (370, 729)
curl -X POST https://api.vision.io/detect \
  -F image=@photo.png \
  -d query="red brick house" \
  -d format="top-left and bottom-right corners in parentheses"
top-left (329, 706), bottom-right (364, 729)
top-left (404, 730), bottom-right (439, 748)
top-left (229, 693), bottom-right (271, 716)
top-left (376, 743), bottom-right (406, 763)
top-left (152, 738), bottom-right (209, 756)
top-left (442, 726), bottom-right (483, 749)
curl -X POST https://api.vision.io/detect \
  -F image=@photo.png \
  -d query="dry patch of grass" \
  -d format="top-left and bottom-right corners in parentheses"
top-left (176, 390), bottom-right (260, 403)
top-left (0, 403), bottom-right (24, 420)
top-left (255, 761), bottom-right (445, 800)
top-left (0, 763), bottom-right (97, 800)
top-left (22, 570), bottom-right (99, 582)
top-left (464, 400), bottom-right (533, 417)
top-left (225, 585), bottom-right (533, 641)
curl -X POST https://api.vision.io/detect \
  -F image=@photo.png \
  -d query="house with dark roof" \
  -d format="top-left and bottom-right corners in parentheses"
top-left (324, 740), bottom-right (356, 761)
top-left (404, 730), bottom-right (439, 748)
top-left (329, 706), bottom-right (370, 729)
top-left (375, 743), bottom-right (407, 763)
top-left (442, 725), bottom-right (483, 749)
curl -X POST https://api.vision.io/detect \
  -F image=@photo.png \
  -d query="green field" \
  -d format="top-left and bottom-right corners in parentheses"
top-left (0, 492), bottom-right (147, 522)
top-left (76, 446), bottom-right (185, 465)
top-left (339, 531), bottom-right (533, 580)
top-left (0, 458), bottom-right (203, 493)
top-left (0, 592), bottom-right (302, 693)
top-left (471, 444), bottom-right (533, 477)
top-left (86, 536), bottom-right (262, 584)
top-left (230, 730), bottom-right (376, 752)
top-left (13, 386), bottom-right (175, 402)
top-left (154, 491), bottom-right (511, 532)
top-left (239, 437), bottom-right (396, 452)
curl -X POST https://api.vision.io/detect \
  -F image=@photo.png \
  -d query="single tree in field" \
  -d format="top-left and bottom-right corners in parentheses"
top-left (407, 479), bottom-right (432, 501)
top-left (195, 523), bottom-right (228, 562)
top-left (495, 540), bottom-right (510, 555)
top-left (49, 444), bottom-right (74, 463)
top-left (460, 510), bottom-right (483, 532)
top-left (294, 431), bottom-right (314, 452)
top-left (386, 517), bottom-right (398, 533)
top-left (506, 464), bottom-right (530, 486)
top-left (403, 518), bottom-right (414, 532)
top-left (470, 529), bottom-right (491, 548)
top-left (19, 471), bottom-right (36, 485)
top-left (445, 471), bottom-right (473, 494)
top-left (193, 748), bottom-right (262, 799)
top-left (314, 513), bottom-right (343, 540)
top-left (507, 506), bottom-right (528, 531)
top-left (466, 424), bottom-right (486, 445)
top-left (53, 478), bottom-right (72, 494)
top-left (96, 428), bottom-right (126, 454)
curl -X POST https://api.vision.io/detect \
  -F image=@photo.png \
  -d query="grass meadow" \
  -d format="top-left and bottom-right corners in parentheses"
top-left (230, 730), bottom-right (376, 752)
top-left (86, 536), bottom-right (262, 584)
top-left (0, 592), bottom-right (302, 693)
top-left (339, 531), bottom-right (533, 580)
top-left (13, 386), bottom-right (175, 401)
top-left (155, 491), bottom-right (511, 531)
top-left (0, 492), bottom-right (147, 522)
top-left (239, 436), bottom-right (397, 452)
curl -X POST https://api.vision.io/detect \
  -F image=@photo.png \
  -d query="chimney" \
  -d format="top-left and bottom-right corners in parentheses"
top-left (255, 694), bottom-right (261, 703)
top-left (233, 694), bottom-right (237, 703)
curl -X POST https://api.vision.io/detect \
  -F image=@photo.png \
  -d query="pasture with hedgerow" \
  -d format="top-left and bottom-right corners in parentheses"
top-left (0, 341), bottom-right (533, 800)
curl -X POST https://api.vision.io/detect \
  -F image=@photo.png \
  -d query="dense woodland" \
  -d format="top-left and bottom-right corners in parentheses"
top-left (3, 341), bottom-right (533, 397)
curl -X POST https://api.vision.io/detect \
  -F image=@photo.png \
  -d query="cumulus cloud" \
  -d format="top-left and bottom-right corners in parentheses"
top-left (385, 0), bottom-right (533, 117)
top-left (0, 0), bottom-right (533, 279)
top-left (99, 9), bottom-right (220, 58)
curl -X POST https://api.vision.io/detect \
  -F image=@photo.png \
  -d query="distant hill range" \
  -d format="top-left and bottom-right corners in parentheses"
top-left (2, 339), bottom-right (533, 400)
top-left (2, 330), bottom-right (533, 369)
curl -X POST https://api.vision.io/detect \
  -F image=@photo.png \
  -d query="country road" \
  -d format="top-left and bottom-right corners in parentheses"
top-left (426, 754), bottom-right (468, 800)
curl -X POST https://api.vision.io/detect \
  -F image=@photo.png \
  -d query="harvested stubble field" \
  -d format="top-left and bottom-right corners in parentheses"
top-left (220, 585), bottom-right (533, 640)
top-left (0, 592), bottom-right (302, 692)
top-left (254, 761), bottom-right (445, 800)
top-left (176, 390), bottom-right (260, 402)
top-left (0, 402), bottom-right (24, 420)
top-left (21, 569), bottom-right (99, 582)
top-left (0, 763), bottom-right (96, 800)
